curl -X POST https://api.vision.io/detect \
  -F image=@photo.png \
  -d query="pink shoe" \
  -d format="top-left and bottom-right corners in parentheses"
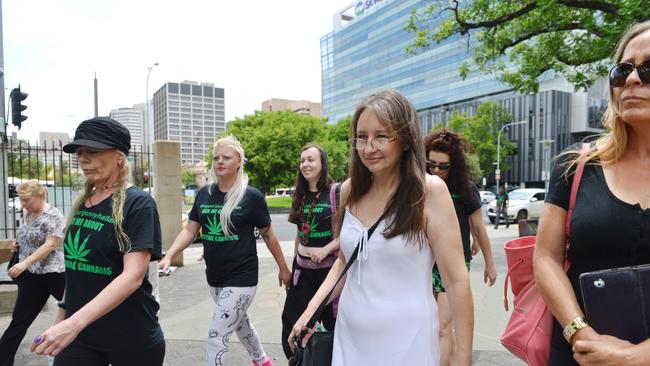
top-left (252, 356), bottom-right (273, 366)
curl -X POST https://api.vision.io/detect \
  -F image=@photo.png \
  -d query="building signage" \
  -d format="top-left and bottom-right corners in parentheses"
top-left (355, 0), bottom-right (384, 17)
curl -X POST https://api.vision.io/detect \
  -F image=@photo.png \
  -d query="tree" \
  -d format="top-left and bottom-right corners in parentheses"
top-left (181, 168), bottom-right (195, 187)
top-left (204, 111), bottom-right (351, 194)
top-left (432, 102), bottom-right (517, 179)
top-left (406, 0), bottom-right (650, 93)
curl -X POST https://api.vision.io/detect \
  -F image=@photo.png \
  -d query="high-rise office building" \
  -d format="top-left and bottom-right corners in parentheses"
top-left (110, 105), bottom-right (145, 147)
top-left (261, 98), bottom-right (322, 116)
top-left (321, 0), bottom-right (606, 186)
top-left (153, 81), bottom-right (226, 165)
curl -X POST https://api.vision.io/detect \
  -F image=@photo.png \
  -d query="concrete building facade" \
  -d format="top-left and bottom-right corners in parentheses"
top-left (110, 105), bottom-right (145, 148)
top-left (261, 98), bottom-right (322, 117)
top-left (321, 0), bottom-right (607, 187)
top-left (153, 81), bottom-right (226, 165)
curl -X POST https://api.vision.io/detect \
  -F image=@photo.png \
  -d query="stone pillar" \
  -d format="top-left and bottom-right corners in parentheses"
top-left (0, 239), bottom-right (18, 314)
top-left (152, 141), bottom-right (183, 267)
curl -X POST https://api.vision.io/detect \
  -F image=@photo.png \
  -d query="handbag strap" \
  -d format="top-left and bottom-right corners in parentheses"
top-left (565, 142), bottom-right (591, 238)
top-left (304, 212), bottom-right (384, 330)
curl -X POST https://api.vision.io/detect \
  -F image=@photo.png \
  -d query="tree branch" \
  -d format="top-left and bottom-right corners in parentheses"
top-left (497, 22), bottom-right (602, 53)
top-left (451, 1), bottom-right (539, 34)
top-left (556, 0), bottom-right (618, 15)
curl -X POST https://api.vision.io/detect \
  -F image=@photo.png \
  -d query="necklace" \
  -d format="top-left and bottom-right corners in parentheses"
top-left (299, 190), bottom-right (321, 246)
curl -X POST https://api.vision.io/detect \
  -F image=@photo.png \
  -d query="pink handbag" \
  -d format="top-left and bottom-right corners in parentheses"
top-left (500, 143), bottom-right (590, 365)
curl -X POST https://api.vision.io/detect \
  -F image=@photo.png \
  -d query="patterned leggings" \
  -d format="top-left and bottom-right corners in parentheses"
top-left (206, 286), bottom-right (266, 366)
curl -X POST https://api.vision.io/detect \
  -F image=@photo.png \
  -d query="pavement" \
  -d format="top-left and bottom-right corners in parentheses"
top-left (1, 222), bottom-right (525, 365)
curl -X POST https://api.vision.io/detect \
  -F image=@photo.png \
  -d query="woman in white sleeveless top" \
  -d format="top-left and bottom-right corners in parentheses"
top-left (289, 90), bottom-right (474, 365)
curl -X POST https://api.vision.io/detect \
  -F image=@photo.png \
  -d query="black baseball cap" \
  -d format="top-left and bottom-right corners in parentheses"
top-left (63, 117), bottom-right (131, 155)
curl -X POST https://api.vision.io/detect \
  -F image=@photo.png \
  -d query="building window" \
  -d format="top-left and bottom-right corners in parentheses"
top-left (168, 83), bottom-right (179, 93)
top-left (192, 85), bottom-right (202, 96)
top-left (203, 87), bottom-right (214, 97)
top-left (180, 84), bottom-right (191, 95)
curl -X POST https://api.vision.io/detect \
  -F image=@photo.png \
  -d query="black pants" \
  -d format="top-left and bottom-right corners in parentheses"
top-left (0, 271), bottom-right (65, 366)
top-left (53, 339), bottom-right (165, 366)
top-left (281, 258), bottom-right (336, 359)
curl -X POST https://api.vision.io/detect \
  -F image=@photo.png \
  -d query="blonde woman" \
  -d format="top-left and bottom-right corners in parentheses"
top-left (160, 135), bottom-right (291, 366)
top-left (0, 181), bottom-right (65, 366)
top-left (535, 21), bottom-right (650, 365)
top-left (32, 117), bottom-right (165, 366)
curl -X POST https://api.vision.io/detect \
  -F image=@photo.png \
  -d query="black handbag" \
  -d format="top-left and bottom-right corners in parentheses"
top-left (289, 215), bottom-right (384, 366)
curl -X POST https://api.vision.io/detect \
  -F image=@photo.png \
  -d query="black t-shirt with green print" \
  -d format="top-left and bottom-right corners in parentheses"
top-left (188, 184), bottom-right (271, 287)
top-left (289, 190), bottom-right (335, 248)
top-left (63, 187), bottom-right (163, 352)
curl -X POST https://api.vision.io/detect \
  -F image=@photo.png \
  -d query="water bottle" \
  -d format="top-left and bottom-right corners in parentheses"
top-left (46, 355), bottom-right (54, 366)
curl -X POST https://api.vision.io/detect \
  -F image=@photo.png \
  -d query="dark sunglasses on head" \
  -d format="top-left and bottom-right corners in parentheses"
top-left (426, 160), bottom-right (451, 171)
top-left (609, 60), bottom-right (650, 88)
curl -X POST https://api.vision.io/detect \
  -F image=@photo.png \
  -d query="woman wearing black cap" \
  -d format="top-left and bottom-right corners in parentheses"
top-left (31, 117), bottom-right (165, 366)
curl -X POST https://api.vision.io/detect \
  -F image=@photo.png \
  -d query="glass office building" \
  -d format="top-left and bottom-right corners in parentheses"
top-left (321, 0), bottom-right (606, 186)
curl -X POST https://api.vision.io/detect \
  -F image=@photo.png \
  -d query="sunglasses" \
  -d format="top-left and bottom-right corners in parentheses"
top-left (426, 160), bottom-right (451, 171)
top-left (609, 60), bottom-right (650, 88)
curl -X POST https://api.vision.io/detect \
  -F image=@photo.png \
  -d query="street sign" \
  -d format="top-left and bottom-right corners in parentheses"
top-left (495, 169), bottom-right (501, 181)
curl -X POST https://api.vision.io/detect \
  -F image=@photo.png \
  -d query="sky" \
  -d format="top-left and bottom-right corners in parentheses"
top-left (2, 0), bottom-right (356, 143)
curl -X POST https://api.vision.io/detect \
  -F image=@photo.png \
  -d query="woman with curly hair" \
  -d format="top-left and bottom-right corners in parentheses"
top-left (424, 129), bottom-right (496, 366)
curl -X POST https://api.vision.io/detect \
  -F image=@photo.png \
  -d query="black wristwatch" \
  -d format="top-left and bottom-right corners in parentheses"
top-left (56, 301), bottom-right (66, 310)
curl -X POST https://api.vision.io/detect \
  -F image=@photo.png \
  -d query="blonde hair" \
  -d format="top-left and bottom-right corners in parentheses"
top-left (67, 152), bottom-right (133, 252)
top-left (209, 135), bottom-right (249, 236)
top-left (564, 21), bottom-right (650, 175)
top-left (16, 180), bottom-right (48, 199)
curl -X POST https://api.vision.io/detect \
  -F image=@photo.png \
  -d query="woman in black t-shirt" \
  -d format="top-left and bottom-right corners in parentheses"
top-left (534, 21), bottom-right (650, 365)
top-left (281, 143), bottom-right (339, 359)
top-left (160, 135), bottom-right (291, 366)
top-left (31, 117), bottom-right (164, 366)
top-left (424, 130), bottom-right (496, 365)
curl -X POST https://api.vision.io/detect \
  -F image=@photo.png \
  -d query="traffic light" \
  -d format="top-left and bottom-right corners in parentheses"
top-left (10, 85), bottom-right (28, 130)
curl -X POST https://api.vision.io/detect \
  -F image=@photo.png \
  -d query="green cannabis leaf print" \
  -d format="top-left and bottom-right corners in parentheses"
top-left (205, 214), bottom-right (224, 236)
top-left (64, 228), bottom-right (91, 262)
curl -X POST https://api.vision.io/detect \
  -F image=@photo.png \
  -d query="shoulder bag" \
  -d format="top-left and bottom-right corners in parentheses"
top-left (500, 143), bottom-right (590, 365)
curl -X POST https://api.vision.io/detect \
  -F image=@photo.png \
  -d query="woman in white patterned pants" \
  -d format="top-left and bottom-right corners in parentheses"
top-left (207, 286), bottom-right (264, 365)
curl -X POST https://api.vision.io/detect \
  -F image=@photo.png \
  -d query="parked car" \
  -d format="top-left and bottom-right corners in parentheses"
top-left (487, 188), bottom-right (545, 224)
top-left (479, 191), bottom-right (496, 204)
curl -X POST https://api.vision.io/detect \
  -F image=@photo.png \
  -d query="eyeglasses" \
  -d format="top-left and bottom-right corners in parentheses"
top-left (349, 136), bottom-right (397, 150)
top-left (426, 160), bottom-right (451, 171)
top-left (609, 60), bottom-right (650, 88)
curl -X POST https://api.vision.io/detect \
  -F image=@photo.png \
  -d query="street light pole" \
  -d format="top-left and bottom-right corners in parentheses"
top-left (145, 63), bottom-right (159, 149)
top-left (496, 120), bottom-right (527, 192)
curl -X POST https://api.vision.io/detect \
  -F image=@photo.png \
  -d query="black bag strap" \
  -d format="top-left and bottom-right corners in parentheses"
top-left (304, 212), bottom-right (384, 330)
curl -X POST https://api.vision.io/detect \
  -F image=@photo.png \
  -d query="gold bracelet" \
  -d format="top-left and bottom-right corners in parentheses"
top-left (563, 317), bottom-right (589, 343)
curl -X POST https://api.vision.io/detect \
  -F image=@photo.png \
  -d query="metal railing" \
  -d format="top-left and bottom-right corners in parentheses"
top-left (0, 139), bottom-right (154, 239)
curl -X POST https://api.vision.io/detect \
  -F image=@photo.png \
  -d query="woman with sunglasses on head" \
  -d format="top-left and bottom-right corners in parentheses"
top-left (424, 129), bottom-right (496, 366)
top-left (160, 135), bottom-right (291, 366)
top-left (534, 21), bottom-right (650, 365)
top-left (289, 90), bottom-right (474, 365)
top-left (281, 143), bottom-right (340, 360)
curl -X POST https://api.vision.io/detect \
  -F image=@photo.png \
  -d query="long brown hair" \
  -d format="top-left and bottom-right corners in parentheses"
top-left (336, 90), bottom-right (427, 244)
top-left (563, 20), bottom-right (650, 176)
top-left (288, 143), bottom-right (334, 223)
top-left (424, 129), bottom-right (474, 205)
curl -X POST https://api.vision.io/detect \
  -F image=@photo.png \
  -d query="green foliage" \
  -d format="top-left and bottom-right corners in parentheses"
top-left (181, 168), bottom-right (195, 187)
top-left (265, 196), bottom-right (293, 209)
top-left (406, 0), bottom-right (650, 93)
top-left (432, 102), bottom-right (517, 178)
top-left (204, 111), bottom-right (352, 193)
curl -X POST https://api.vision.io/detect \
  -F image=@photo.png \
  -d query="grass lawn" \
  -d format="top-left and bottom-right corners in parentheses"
top-left (265, 196), bottom-right (292, 209)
